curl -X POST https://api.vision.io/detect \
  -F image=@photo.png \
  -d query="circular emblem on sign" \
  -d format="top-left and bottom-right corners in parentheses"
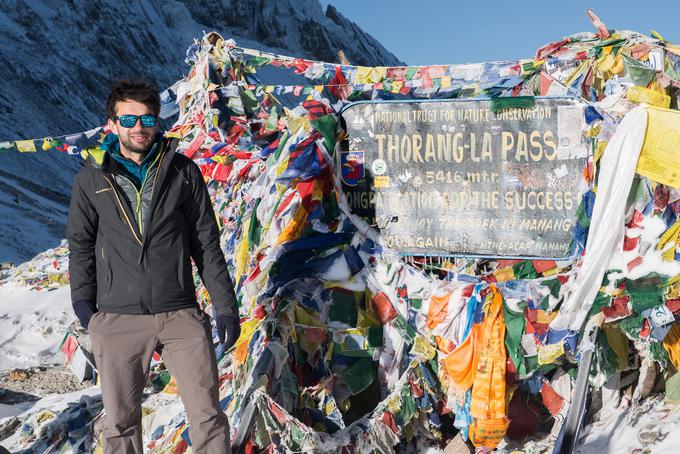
top-left (412, 176), bottom-right (423, 188)
top-left (372, 159), bottom-right (387, 176)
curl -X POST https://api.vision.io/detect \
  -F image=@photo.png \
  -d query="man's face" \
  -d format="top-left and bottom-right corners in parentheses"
top-left (107, 100), bottom-right (159, 156)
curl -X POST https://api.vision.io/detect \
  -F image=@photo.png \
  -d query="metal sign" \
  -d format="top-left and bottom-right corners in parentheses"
top-left (339, 97), bottom-right (590, 258)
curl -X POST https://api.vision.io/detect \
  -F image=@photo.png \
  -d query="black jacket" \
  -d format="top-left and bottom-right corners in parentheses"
top-left (67, 138), bottom-right (237, 318)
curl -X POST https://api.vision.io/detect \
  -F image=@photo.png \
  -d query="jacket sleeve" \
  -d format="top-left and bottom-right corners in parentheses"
top-left (67, 172), bottom-right (98, 305)
top-left (185, 162), bottom-right (238, 318)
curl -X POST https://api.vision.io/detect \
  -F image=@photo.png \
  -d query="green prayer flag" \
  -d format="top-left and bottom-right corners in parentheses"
top-left (590, 292), bottom-right (611, 317)
top-left (542, 278), bottom-right (562, 299)
top-left (321, 193), bottom-right (340, 224)
top-left (367, 325), bottom-right (383, 348)
top-left (503, 300), bottom-right (527, 377)
top-left (400, 386), bottom-right (417, 423)
top-left (575, 199), bottom-right (591, 228)
top-left (650, 340), bottom-right (669, 367)
top-left (341, 358), bottom-right (375, 395)
top-left (249, 56), bottom-right (272, 67)
top-left (616, 313), bottom-right (644, 339)
top-left (666, 372), bottom-right (680, 402)
top-left (289, 423), bottom-right (306, 448)
top-left (627, 274), bottom-right (665, 314)
top-left (622, 54), bottom-right (657, 87)
top-left (247, 199), bottom-right (262, 248)
top-left (329, 289), bottom-right (358, 326)
top-left (265, 106), bottom-right (278, 130)
top-left (525, 354), bottom-right (539, 373)
top-left (405, 66), bottom-right (418, 80)
top-left (392, 314), bottom-right (416, 343)
top-left (273, 131), bottom-right (290, 161)
top-left (512, 261), bottom-right (538, 279)
top-left (491, 96), bottom-right (535, 113)
top-left (310, 114), bottom-right (338, 153)
top-left (540, 295), bottom-right (550, 311)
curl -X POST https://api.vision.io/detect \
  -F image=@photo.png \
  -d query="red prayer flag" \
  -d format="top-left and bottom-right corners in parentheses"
top-left (371, 291), bottom-right (397, 324)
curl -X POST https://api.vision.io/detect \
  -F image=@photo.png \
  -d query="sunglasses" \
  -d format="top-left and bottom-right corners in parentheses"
top-left (114, 114), bottom-right (158, 128)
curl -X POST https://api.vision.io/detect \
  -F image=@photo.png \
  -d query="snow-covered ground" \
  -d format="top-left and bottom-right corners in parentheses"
top-left (0, 285), bottom-right (74, 372)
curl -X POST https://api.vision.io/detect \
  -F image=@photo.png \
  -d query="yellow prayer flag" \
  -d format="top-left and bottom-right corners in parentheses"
top-left (638, 107), bottom-right (680, 188)
top-left (391, 80), bottom-right (403, 94)
top-left (372, 67), bottom-right (387, 82)
top-left (81, 147), bottom-right (105, 165)
top-left (537, 342), bottom-right (564, 365)
top-left (657, 220), bottom-right (680, 261)
top-left (603, 325), bottom-right (629, 370)
top-left (493, 266), bottom-right (515, 282)
top-left (536, 310), bottom-right (558, 325)
top-left (596, 54), bottom-right (616, 75)
top-left (440, 76), bottom-right (452, 88)
top-left (15, 140), bottom-right (36, 152)
top-left (386, 395), bottom-right (400, 414)
top-left (594, 140), bottom-right (608, 162)
top-left (663, 323), bottom-right (680, 370)
top-left (410, 335), bottom-right (436, 360)
top-left (356, 66), bottom-right (371, 84)
top-left (627, 86), bottom-right (670, 109)
top-left (235, 217), bottom-right (251, 281)
top-left (41, 139), bottom-right (54, 151)
top-left (286, 116), bottom-right (310, 135)
top-left (564, 60), bottom-right (589, 87)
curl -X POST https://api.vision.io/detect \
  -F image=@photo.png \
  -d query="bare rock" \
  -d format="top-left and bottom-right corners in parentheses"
top-left (444, 433), bottom-right (474, 454)
top-left (9, 369), bottom-right (29, 382)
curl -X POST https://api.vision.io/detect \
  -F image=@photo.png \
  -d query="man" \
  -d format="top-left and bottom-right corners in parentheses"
top-left (67, 80), bottom-right (240, 454)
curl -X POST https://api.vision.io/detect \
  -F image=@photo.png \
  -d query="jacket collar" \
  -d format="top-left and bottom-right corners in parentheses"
top-left (82, 133), bottom-right (164, 174)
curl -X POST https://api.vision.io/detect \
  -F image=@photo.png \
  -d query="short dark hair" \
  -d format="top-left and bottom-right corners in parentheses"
top-left (106, 79), bottom-right (161, 119)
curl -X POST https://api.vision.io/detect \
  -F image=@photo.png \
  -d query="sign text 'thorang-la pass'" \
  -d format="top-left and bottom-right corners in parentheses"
top-left (339, 97), bottom-right (590, 258)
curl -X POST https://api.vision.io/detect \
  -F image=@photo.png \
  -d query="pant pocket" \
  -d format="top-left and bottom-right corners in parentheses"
top-left (88, 311), bottom-right (104, 332)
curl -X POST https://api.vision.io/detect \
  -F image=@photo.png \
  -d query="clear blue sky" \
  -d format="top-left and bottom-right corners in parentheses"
top-left (320, 0), bottom-right (680, 65)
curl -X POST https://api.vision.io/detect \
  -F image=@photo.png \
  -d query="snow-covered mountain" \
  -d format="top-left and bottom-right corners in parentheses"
top-left (0, 0), bottom-right (402, 264)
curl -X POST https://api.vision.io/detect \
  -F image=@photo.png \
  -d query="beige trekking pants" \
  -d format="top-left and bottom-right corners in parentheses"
top-left (89, 307), bottom-right (230, 454)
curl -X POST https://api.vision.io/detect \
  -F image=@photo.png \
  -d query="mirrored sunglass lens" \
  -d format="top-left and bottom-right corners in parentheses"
top-left (118, 115), bottom-right (138, 127)
top-left (140, 115), bottom-right (157, 127)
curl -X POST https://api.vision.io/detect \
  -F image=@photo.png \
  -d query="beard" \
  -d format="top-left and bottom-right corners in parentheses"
top-left (119, 132), bottom-right (154, 155)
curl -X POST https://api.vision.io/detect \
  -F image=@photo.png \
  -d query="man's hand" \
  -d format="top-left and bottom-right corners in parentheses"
top-left (73, 300), bottom-right (97, 330)
top-left (215, 315), bottom-right (241, 350)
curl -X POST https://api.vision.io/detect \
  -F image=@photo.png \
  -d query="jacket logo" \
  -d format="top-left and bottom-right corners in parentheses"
top-left (96, 188), bottom-right (112, 194)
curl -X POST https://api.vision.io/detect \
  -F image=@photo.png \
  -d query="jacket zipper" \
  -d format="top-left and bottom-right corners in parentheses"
top-left (110, 150), bottom-right (164, 237)
top-left (114, 173), bottom-right (142, 231)
top-left (137, 149), bottom-right (169, 266)
top-left (138, 151), bottom-right (164, 235)
top-left (101, 174), bottom-right (143, 246)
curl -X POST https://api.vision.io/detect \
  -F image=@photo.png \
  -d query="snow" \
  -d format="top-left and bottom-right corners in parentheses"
top-left (0, 401), bottom-right (35, 419)
top-left (0, 388), bottom-right (102, 451)
top-left (0, 285), bottom-right (74, 371)
top-left (608, 215), bottom-right (680, 281)
top-left (578, 396), bottom-right (680, 453)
